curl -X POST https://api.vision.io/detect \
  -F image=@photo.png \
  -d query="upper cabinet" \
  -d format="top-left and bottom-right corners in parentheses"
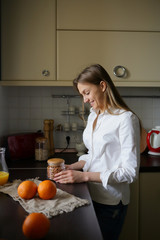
top-left (56, 0), bottom-right (160, 86)
top-left (57, 0), bottom-right (160, 31)
top-left (57, 31), bottom-right (160, 86)
top-left (1, 0), bottom-right (56, 82)
top-left (1, 0), bottom-right (160, 86)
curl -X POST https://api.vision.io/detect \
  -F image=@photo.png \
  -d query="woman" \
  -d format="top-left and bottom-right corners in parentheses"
top-left (54, 64), bottom-right (140, 240)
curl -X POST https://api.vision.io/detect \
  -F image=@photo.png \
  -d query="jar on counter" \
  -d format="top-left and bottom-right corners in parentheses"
top-left (47, 158), bottom-right (65, 180)
top-left (35, 137), bottom-right (48, 161)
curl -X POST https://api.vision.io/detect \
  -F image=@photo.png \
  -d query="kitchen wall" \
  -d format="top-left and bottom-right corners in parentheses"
top-left (0, 86), bottom-right (160, 148)
top-left (0, 86), bottom-right (8, 145)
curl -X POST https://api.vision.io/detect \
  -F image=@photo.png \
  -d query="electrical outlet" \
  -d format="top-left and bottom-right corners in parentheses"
top-left (66, 136), bottom-right (70, 145)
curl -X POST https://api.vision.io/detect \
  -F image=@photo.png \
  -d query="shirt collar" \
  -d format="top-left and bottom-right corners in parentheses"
top-left (90, 107), bottom-right (125, 115)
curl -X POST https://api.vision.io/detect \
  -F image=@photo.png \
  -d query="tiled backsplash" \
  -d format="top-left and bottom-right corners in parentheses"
top-left (0, 86), bottom-right (160, 148)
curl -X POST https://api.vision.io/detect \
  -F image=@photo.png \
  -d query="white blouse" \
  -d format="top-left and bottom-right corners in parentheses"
top-left (79, 108), bottom-right (140, 205)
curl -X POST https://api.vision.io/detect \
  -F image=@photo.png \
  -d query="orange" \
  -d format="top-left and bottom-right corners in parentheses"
top-left (38, 180), bottom-right (57, 200)
top-left (17, 180), bottom-right (37, 199)
top-left (22, 212), bottom-right (50, 239)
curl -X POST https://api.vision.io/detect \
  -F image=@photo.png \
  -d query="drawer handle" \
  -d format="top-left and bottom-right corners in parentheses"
top-left (113, 66), bottom-right (126, 78)
top-left (42, 70), bottom-right (50, 77)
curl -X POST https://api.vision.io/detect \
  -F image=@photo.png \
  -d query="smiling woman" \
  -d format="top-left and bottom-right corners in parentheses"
top-left (78, 81), bottom-right (106, 113)
top-left (54, 64), bottom-right (141, 240)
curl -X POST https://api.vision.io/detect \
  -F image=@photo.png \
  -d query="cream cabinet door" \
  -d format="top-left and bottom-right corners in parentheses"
top-left (57, 31), bottom-right (160, 86)
top-left (139, 173), bottom-right (160, 240)
top-left (1, 0), bottom-right (56, 81)
top-left (57, 0), bottom-right (160, 31)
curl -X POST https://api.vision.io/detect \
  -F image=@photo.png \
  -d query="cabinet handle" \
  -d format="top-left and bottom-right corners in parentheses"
top-left (113, 66), bottom-right (126, 78)
top-left (42, 70), bottom-right (50, 77)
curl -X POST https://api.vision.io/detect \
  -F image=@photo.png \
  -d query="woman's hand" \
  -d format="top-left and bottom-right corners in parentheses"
top-left (64, 164), bottom-right (73, 170)
top-left (54, 170), bottom-right (86, 184)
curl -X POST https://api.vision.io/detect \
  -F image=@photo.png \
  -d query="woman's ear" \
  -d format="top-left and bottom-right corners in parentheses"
top-left (100, 81), bottom-right (107, 92)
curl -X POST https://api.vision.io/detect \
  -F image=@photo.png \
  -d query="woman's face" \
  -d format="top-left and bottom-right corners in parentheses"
top-left (77, 81), bottom-right (106, 113)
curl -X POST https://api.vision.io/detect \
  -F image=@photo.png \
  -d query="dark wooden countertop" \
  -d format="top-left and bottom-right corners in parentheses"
top-left (7, 151), bottom-right (160, 172)
top-left (2, 151), bottom-right (160, 239)
top-left (0, 162), bottom-right (103, 240)
top-left (140, 152), bottom-right (160, 172)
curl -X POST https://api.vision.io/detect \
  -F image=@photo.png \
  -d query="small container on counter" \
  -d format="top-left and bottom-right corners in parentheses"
top-left (35, 137), bottom-right (48, 161)
top-left (47, 158), bottom-right (65, 180)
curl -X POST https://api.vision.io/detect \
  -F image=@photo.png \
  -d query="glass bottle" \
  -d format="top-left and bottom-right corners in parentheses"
top-left (35, 137), bottom-right (48, 161)
top-left (0, 148), bottom-right (9, 185)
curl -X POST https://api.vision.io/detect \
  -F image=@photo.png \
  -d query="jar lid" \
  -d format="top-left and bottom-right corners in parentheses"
top-left (47, 158), bottom-right (65, 166)
top-left (36, 137), bottom-right (47, 143)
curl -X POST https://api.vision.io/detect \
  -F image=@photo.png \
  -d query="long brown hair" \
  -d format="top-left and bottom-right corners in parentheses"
top-left (73, 64), bottom-right (142, 132)
top-left (73, 64), bottom-right (133, 114)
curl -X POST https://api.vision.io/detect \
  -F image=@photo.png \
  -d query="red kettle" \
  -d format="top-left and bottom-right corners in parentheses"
top-left (147, 126), bottom-right (160, 156)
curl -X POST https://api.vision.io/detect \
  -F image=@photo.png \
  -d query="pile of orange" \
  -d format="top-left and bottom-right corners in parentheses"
top-left (17, 179), bottom-right (57, 239)
top-left (17, 179), bottom-right (57, 200)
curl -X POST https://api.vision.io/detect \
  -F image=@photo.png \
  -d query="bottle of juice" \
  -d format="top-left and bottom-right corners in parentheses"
top-left (0, 148), bottom-right (9, 185)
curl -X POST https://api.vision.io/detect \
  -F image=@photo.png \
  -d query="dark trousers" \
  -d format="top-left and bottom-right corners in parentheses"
top-left (93, 201), bottom-right (128, 240)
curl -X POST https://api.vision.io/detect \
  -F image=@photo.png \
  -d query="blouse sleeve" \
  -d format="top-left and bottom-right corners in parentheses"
top-left (78, 153), bottom-right (91, 172)
top-left (100, 113), bottom-right (140, 189)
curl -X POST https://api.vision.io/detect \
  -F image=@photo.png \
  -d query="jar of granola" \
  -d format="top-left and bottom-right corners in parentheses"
top-left (47, 158), bottom-right (65, 180)
top-left (35, 137), bottom-right (48, 161)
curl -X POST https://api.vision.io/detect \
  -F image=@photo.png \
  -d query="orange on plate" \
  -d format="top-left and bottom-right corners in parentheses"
top-left (38, 180), bottom-right (57, 200)
top-left (17, 180), bottom-right (37, 199)
top-left (22, 212), bottom-right (50, 239)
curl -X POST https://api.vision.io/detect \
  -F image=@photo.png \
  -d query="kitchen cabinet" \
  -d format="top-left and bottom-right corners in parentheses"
top-left (57, 31), bottom-right (160, 86)
top-left (57, 0), bottom-right (160, 31)
top-left (1, 0), bottom-right (160, 86)
top-left (57, 0), bottom-right (160, 87)
top-left (119, 180), bottom-right (139, 240)
top-left (139, 172), bottom-right (160, 240)
top-left (1, 0), bottom-right (56, 82)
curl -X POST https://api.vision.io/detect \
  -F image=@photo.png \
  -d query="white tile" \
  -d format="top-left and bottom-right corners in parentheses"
top-left (18, 87), bottom-right (32, 97)
top-left (9, 108), bottom-right (19, 119)
top-left (142, 120), bottom-right (153, 131)
top-left (29, 119), bottom-right (43, 132)
top-left (17, 119), bottom-right (30, 132)
top-left (9, 119), bottom-right (19, 133)
top-left (30, 97), bottom-right (42, 108)
top-left (8, 97), bottom-right (18, 108)
top-left (7, 87), bottom-right (19, 97)
top-left (18, 97), bottom-right (30, 108)
top-left (42, 97), bottom-right (52, 109)
top-left (30, 108), bottom-right (42, 119)
top-left (42, 108), bottom-right (54, 119)
top-left (153, 119), bottom-right (160, 128)
top-left (18, 108), bottom-right (30, 119)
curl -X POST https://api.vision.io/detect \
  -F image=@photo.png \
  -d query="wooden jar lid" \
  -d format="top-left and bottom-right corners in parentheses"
top-left (47, 158), bottom-right (65, 166)
top-left (36, 137), bottom-right (47, 143)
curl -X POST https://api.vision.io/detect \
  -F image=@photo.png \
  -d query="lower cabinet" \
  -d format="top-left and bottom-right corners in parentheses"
top-left (119, 180), bottom-right (139, 240)
top-left (119, 172), bottom-right (160, 240)
top-left (139, 172), bottom-right (160, 240)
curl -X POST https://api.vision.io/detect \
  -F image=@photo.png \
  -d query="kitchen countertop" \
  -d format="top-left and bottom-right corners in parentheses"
top-left (7, 151), bottom-right (160, 172)
top-left (140, 151), bottom-right (160, 172)
top-left (1, 151), bottom-right (160, 239)
top-left (0, 158), bottom-right (103, 240)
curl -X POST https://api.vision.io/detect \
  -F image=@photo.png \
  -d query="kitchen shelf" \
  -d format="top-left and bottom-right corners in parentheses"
top-left (52, 94), bottom-right (160, 99)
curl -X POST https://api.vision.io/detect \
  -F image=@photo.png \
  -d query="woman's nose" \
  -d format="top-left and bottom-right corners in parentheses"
top-left (83, 96), bottom-right (88, 103)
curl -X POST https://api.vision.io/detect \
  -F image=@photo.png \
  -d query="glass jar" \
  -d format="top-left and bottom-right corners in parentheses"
top-left (47, 158), bottom-right (65, 180)
top-left (35, 137), bottom-right (48, 161)
top-left (0, 148), bottom-right (9, 185)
